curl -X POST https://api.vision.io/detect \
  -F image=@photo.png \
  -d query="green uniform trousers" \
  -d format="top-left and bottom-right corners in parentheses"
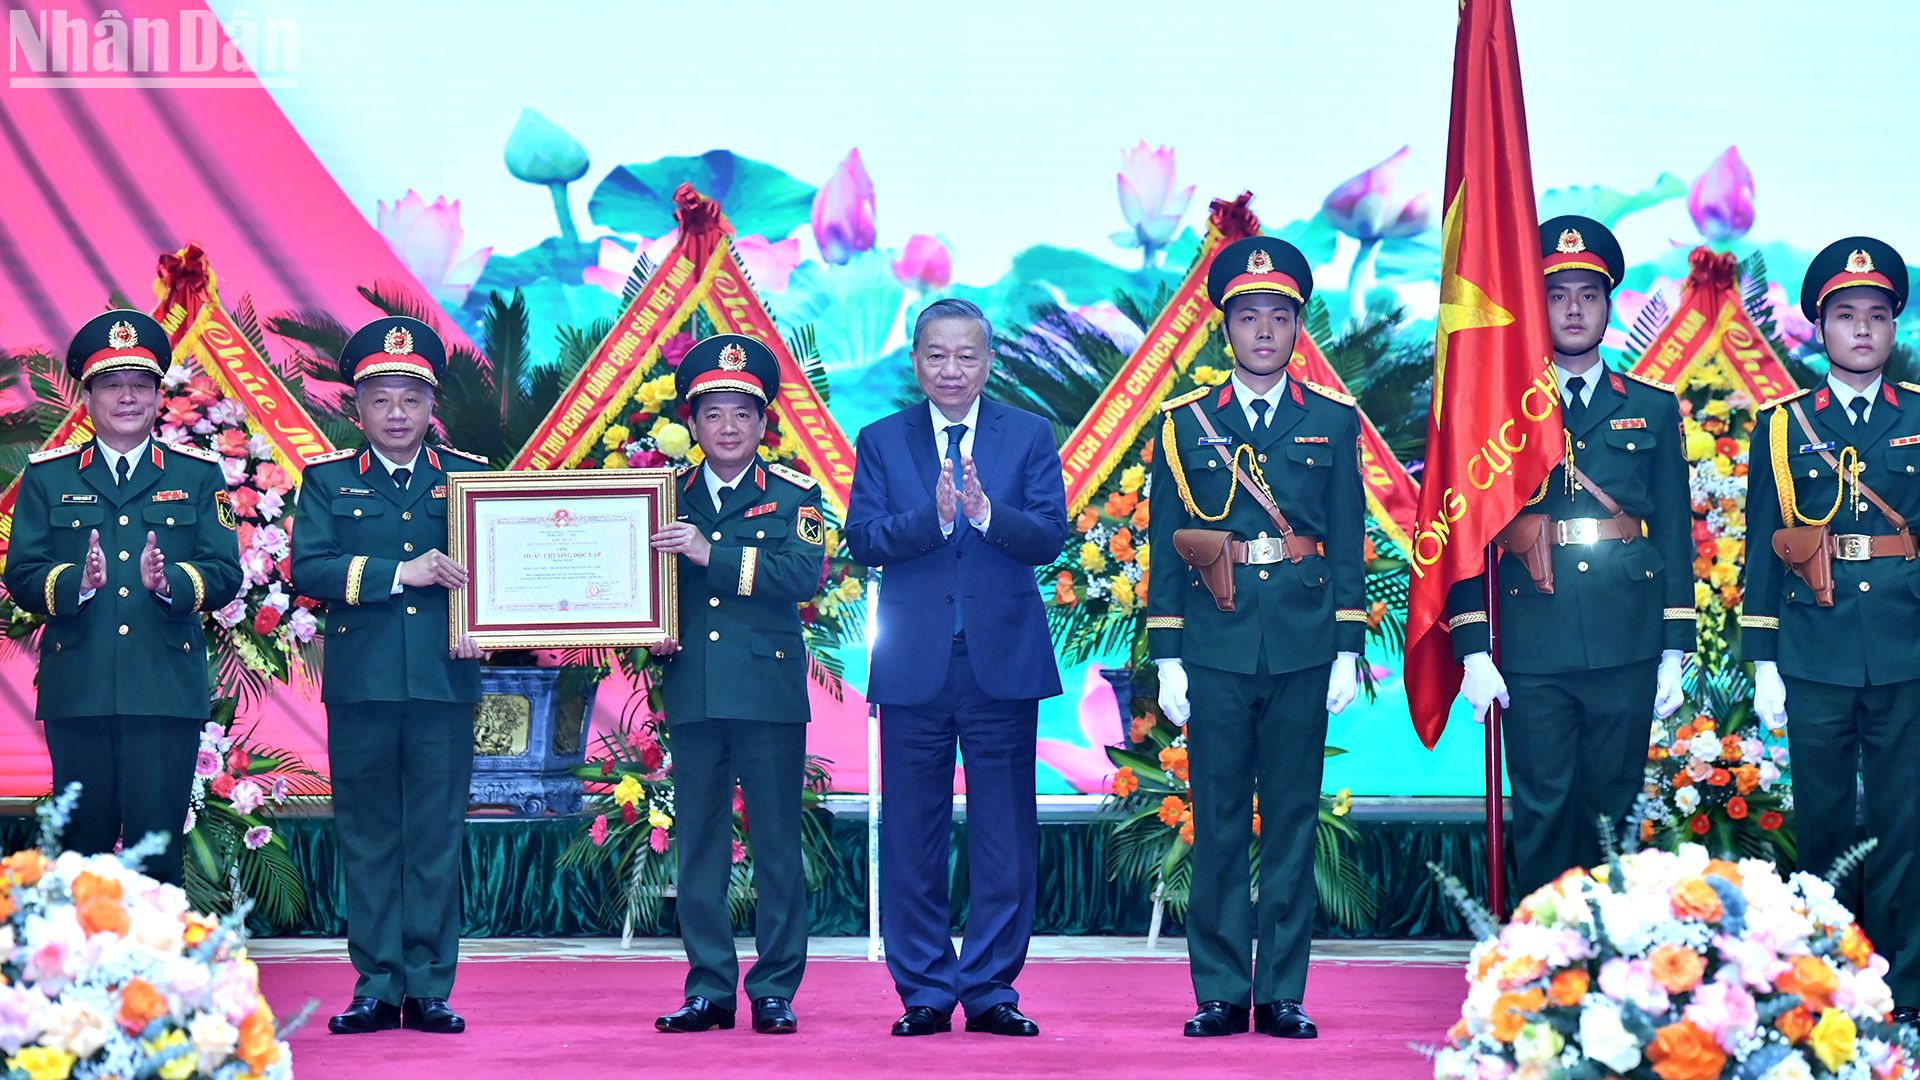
top-left (1185, 663), bottom-right (1327, 1007)
top-left (327, 701), bottom-right (473, 1005)
top-left (1502, 660), bottom-right (1656, 899)
top-left (1784, 675), bottom-right (1920, 1004)
top-left (670, 718), bottom-right (808, 1006)
top-left (46, 714), bottom-right (198, 886)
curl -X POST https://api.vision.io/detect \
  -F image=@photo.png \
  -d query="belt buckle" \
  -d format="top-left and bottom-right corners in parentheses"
top-left (1556, 518), bottom-right (1600, 545)
top-left (1244, 536), bottom-right (1284, 564)
top-left (1833, 534), bottom-right (1872, 561)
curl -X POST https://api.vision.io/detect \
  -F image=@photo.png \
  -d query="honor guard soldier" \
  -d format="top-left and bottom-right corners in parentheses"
top-left (1448, 216), bottom-right (1694, 899)
top-left (1741, 236), bottom-right (1920, 1025)
top-left (290, 317), bottom-right (488, 1036)
top-left (4, 310), bottom-right (241, 886)
top-left (1146, 237), bottom-right (1366, 1039)
top-left (647, 335), bottom-right (822, 1036)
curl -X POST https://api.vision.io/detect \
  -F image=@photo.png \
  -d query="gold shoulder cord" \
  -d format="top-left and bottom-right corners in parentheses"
top-left (1520, 429), bottom-right (1575, 508)
top-left (1768, 405), bottom-right (1853, 526)
top-left (1161, 411), bottom-right (1278, 522)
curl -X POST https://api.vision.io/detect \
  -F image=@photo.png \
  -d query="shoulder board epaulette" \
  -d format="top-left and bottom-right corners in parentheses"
top-left (27, 444), bottom-right (83, 465)
top-left (1760, 388), bottom-right (1811, 411)
top-left (1900, 382), bottom-right (1920, 396)
top-left (767, 462), bottom-right (817, 490)
top-left (1303, 381), bottom-right (1356, 407)
top-left (436, 445), bottom-right (489, 466)
top-left (1624, 371), bottom-right (1674, 392)
top-left (165, 441), bottom-right (220, 464)
top-left (303, 448), bottom-right (358, 466)
top-left (1160, 386), bottom-right (1210, 412)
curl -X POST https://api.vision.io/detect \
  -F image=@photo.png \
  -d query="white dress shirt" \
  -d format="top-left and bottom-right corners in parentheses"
top-left (1231, 373), bottom-right (1287, 431)
top-left (1554, 363), bottom-right (1603, 408)
top-left (1829, 375), bottom-right (1885, 427)
top-left (704, 462), bottom-right (750, 514)
top-left (933, 397), bottom-right (991, 536)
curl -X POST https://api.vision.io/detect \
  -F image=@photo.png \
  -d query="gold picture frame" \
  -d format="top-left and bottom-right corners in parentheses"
top-left (446, 469), bottom-right (678, 649)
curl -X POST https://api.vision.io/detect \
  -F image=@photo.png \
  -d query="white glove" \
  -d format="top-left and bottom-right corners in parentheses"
top-left (1156, 658), bottom-right (1191, 725)
top-left (1653, 650), bottom-right (1685, 719)
top-left (1326, 652), bottom-right (1360, 714)
top-left (1460, 651), bottom-right (1509, 726)
top-left (1752, 660), bottom-right (1787, 731)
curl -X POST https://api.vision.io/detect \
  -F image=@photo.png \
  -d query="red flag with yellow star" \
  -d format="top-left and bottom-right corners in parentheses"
top-left (1404, 0), bottom-right (1562, 748)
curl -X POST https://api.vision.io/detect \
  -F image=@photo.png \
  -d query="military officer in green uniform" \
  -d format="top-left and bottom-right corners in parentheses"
top-left (1446, 216), bottom-right (1694, 900)
top-left (290, 316), bottom-right (488, 1036)
top-left (1741, 236), bottom-right (1920, 1024)
top-left (1147, 237), bottom-right (1367, 1039)
top-left (4, 309), bottom-right (241, 886)
top-left (648, 334), bottom-right (821, 1037)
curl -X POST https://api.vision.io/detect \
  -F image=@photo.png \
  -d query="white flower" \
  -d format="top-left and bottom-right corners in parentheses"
top-left (1839, 963), bottom-right (1895, 1019)
top-left (189, 1012), bottom-right (239, 1074)
top-left (257, 488), bottom-right (286, 521)
top-left (287, 608), bottom-right (319, 644)
top-left (192, 417), bottom-right (215, 435)
top-left (41, 998), bottom-right (111, 1057)
top-left (162, 364), bottom-right (191, 390)
top-left (209, 959), bottom-right (261, 1025)
top-left (247, 434), bottom-right (273, 459)
top-left (219, 456), bottom-right (249, 487)
top-left (1513, 1021), bottom-right (1563, 1065)
top-left (261, 583), bottom-right (291, 614)
top-left (213, 599), bottom-right (248, 630)
top-left (159, 423), bottom-right (189, 445)
top-left (1578, 998), bottom-right (1642, 1073)
top-left (1674, 786), bottom-right (1701, 814)
top-left (1759, 1050), bottom-right (1814, 1080)
top-left (229, 780), bottom-right (265, 816)
top-left (207, 399), bottom-right (245, 426)
top-left (1689, 735), bottom-right (1720, 763)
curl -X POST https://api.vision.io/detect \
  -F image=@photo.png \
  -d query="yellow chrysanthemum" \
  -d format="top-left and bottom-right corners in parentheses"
top-left (1136, 544), bottom-right (1150, 573)
top-left (1685, 430), bottom-right (1717, 461)
top-left (1693, 581), bottom-right (1711, 609)
top-left (1702, 398), bottom-right (1732, 420)
top-left (1078, 543), bottom-right (1108, 574)
top-left (612, 775), bottom-right (642, 808)
top-left (686, 446), bottom-right (705, 465)
top-left (1109, 576), bottom-right (1135, 607)
top-left (1190, 365), bottom-right (1224, 386)
top-left (655, 422), bottom-right (692, 459)
top-left (1119, 464), bottom-right (1145, 495)
top-left (1711, 455), bottom-right (1733, 478)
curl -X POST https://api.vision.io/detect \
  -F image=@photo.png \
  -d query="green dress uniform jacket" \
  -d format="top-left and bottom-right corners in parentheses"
top-left (290, 445), bottom-right (485, 705)
top-left (1445, 369), bottom-right (1695, 670)
top-left (5, 439), bottom-right (241, 719)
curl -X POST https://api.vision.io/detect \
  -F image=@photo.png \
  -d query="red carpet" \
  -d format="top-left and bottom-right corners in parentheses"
top-left (260, 957), bottom-right (1456, 1078)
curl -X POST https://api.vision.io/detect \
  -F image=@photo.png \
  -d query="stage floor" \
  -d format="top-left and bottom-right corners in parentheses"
top-left (259, 938), bottom-right (1468, 1078)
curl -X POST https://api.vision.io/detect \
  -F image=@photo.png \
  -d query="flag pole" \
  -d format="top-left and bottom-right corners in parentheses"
top-left (1482, 544), bottom-right (1506, 917)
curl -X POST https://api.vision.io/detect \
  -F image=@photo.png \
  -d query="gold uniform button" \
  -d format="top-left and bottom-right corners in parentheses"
top-left (353, 508), bottom-right (364, 517)
top-left (1257, 453), bottom-right (1268, 463)
top-left (708, 597), bottom-right (720, 608)
top-left (182, 642), bottom-right (192, 651)
top-left (118, 550), bottom-right (129, 562)
top-left (165, 516), bottom-right (175, 527)
top-left (1808, 470), bottom-right (1818, 478)
top-left (1625, 442), bottom-right (1636, 451)
top-left (70, 521), bottom-right (79, 529)
top-left (1577, 561), bottom-right (1590, 572)
top-left (118, 515), bottom-right (129, 526)
top-left (1576, 440), bottom-right (1586, 451)
top-left (1305, 457), bottom-right (1315, 466)
top-left (1858, 502), bottom-right (1870, 514)
top-left (708, 630), bottom-right (720, 642)
top-left (1908, 466), bottom-right (1915, 474)
top-left (117, 624), bottom-right (128, 636)
top-left (1860, 581), bottom-right (1871, 593)
top-left (403, 543), bottom-right (415, 553)
top-left (406, 605), bottom-right (418, 615)
top-left (755, 530), bottom-right (766, 539)
top-left (775, 650), bottom-right (786, 659)
top-left (117, 587), bottom-right (129, 598)
top-left (402, 511), bottom-right (413, 521)
top-left (1258, 570), bottom-right (1270, 581)
top-left (1207, 459), bottom-right (1218, 469)
top-left (1645, 570), bottom-right (1655, 579)
top-left (711, 531), bottom-right (723, 541)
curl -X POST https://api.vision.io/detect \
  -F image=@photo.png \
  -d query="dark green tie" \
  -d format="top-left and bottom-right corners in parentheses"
top-left (1564, 375), bottom-right (1588, 431)
top-left (115, 457), bottom-right (132, 486)
top-left (1250, 398), bottom-right (1271, 430)
top-left (393, 467), bottom-right (411, 493)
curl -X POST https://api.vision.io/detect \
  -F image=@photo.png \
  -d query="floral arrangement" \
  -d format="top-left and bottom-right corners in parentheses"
top-left (1679, 359), bottom-right (1756, 678)
top-left (180, 715), bottom-right (324, 930)
top-left (0, 788), bottom-right (296, 1080)
top-left (1431, 843), bottom-right (1915, 1080)
top-left (556, 719), bottom-right (835, 939)
top-left (1102, 709), bottom-right (1373, 930)
top-left (1638, 669), bottom-right (1794, 865)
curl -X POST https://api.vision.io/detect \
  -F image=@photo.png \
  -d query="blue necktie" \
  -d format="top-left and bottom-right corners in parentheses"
top-left (945, 423), bottom-right (967, 634)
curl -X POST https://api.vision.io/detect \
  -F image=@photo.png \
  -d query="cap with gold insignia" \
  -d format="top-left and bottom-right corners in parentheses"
top-left (1539, 215), bottom-right (1624, 291)
top-left (1207, 237), bottom-right (1314, 310)
top-left (1800, 236), bottom-right (1908, 322)
top-left (67, 309), bottom-right (169, 385)
top-left (675, 333), bottom-right (780, 406)
top-left (339, 316), bottom-right (446, 387)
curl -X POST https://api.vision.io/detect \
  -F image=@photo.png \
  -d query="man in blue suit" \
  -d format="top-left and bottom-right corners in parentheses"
top-left (847, 298), bottom-right (1069, 1039)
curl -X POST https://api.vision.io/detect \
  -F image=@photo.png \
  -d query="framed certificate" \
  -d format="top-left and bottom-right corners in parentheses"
top-left (445, 469), bottom-right (678, 649)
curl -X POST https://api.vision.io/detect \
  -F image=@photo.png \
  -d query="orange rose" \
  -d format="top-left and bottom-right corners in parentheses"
top-left (1, 851), bottom-right (46, 886)
top-left (1104, 491), bottom-right (1138, 518)
top-left (1109, 529), bottom-right (1135, 561)
top-left (1692, 556), bottom-right (1714, 579)
top-left (1703, 860), bottom-right (1743, 888)
top-left (1140, 439), bottom-right (1155, 466)
top-left (1639, 818), bottom-right (1657, 843)
top-left (1840, 924), bottom-right (1874, 970)
top-left (1694, 716), bottom-right (1716, 734)
top-left (1648, 1020), bottom-right (1728, 1080)
top-left (1721, 735), bottom-right (1743, 761)
top-left (1496, 955), bottom-right (1548, 989)
top-left (1734, 765), bottom-right (1760, 794)
top-left (118, 977), bottom-right (168, 1033)
top-left (1778, 956), bottom-right (1839, 1012)
top-left (78, 897), bottom-right (129, 938)
top-left (1676, 720), bottom-right (1697, 738)
top-left (71, 871), bottom-right (122, 908)
top-left (1672, 771), bottom-right (1695, 789)
top-left (1110, 767), bottom-right (1138, 798)
top-left (1649, 945), bottom-right (1708, 993)
top-left (1776, 1003), bottom-right (1815, 1044)
top-left (1052, 572), bottom-right (1078, 606)
top-left (1075, 508), bottom-right (1099, 532)
top-left (1447, 1017), bottom-right (1469, 1044)
top-left (1548, 968), bottom-right (1590, 1007)
top-left (1130, 501), bottom-right (1151, 531)
top-left (1489, 988), bottom-right (1545, 1043)
top-left (1671, 878), bottom-right (1724, 923)
top-left (1158, 746), bottom-right (1189, 783)
top-left (1156, 796), bottom-right (1185, 828)
top-left (1474, 948), bottom-right (1503, 982)
top-left (238, 1004), bottom-right (281, 1074)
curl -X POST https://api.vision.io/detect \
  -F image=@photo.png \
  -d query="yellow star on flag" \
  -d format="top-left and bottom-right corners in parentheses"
top-left (1432, 186), bottom-right (1514, 421)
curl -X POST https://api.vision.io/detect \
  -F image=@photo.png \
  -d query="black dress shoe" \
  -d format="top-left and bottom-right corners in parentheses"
top-left (656, 996), bottom-right (736, 1033)
top-left (1254, 999), bottom-right (1317, 1039)
top-left (890, 1006), bottom-right (952, 1036)
top-left (752, 997), bottom-right (797, 1034)
top-left (1183, 1001), bottom-right (1250, 1037)
top-left (1894, 1006), bottom-right (1920, 1027)
top-left (402, 997), bottom-right (465, 1034)
top-left (964, 1003), bottom-right (1039, 1036)
top-left (328, 997), bottom-right (400, 1035)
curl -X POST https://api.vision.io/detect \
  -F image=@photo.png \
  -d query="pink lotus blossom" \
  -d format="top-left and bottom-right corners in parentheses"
top-left (1113, 142), bottom-right (1195, 255)
top-left (243, 826), bottom-right (271, 850)
top-left (1321, 146), bottom-right (1433, 242)
top-left (812, 149), bottom-right (876, 265)
top-left (194, 750), bottom-right (221, 780)
top-left (891, 235), bottom-right (952, 291)
top-left (377, 191), bottom-right (493, 306)
top-left (589, 815), bottom-right (608, 846)
top-left (582, 238), bottom-right (638, 294)
top-left (732, 235), bottom-right (803, 292)
top-left (648, 826), bottom-right (669, 853)
top-left (1688, 146), bottom-right (1755, 244)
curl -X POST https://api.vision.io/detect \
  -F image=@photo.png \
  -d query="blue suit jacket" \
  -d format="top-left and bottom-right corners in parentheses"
top-left (847, 398), bottom-right (1068, 707)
